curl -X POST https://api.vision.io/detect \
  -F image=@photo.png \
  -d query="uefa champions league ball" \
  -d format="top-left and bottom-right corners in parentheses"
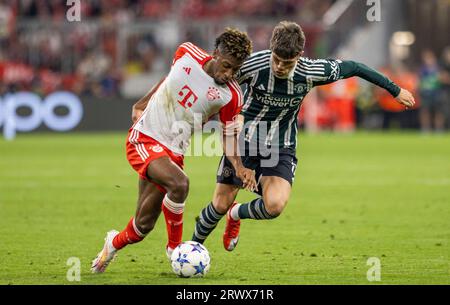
top-left (170, 241), bottom-right (211, 278)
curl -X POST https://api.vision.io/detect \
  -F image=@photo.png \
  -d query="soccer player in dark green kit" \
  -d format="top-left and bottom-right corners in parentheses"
top-left (192, 21), bottom-right (416, 251)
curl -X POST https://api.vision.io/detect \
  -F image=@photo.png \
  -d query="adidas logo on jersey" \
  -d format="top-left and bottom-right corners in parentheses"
top-left (257, 84), bottom-right (265, 91)
top-left (183, 67), bottom-right (191, 75)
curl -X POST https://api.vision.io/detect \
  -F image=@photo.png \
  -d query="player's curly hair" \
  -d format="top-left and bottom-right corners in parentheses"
top-left (215, 27), bottom-right (253, 62)
top-left (270, 21), bottom-right (305, 59)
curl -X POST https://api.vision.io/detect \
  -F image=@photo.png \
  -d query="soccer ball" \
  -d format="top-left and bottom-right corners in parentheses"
top-left (170, 241), bottom-right (211, 278)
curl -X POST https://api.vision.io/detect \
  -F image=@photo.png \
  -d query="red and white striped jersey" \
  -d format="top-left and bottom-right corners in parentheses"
top-left (134, 42), bottom-right (243, 155)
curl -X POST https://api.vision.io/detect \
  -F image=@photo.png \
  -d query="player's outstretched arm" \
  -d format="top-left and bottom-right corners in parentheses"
top-left (131, 77), bottom-right (165, 123)
top-left (222, 115), bottom-right (257, 192)
top-left (341, 61), bottom-right (416, 108)
top-left (315, 60), bottom-right (415, 108)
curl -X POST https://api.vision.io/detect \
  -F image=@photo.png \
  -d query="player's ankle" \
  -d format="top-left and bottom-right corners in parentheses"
top-left (230, 203), bottom-right (241, 221)
top-left (167, 241), bottom-right (181, 250)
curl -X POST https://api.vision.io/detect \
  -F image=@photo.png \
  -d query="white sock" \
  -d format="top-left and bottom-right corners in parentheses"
top-left (230, 203), bottom-right (241, 221)
top-left (163, 194), bottom-right (185, 214)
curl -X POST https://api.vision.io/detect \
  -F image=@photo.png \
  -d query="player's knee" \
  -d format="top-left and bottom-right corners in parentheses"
top-left (214, 201), bottom-right (229, 214)
top-left (166, 175), bottom-right (189, 201)
top-left (177, 176), bottom-right (190, 197)
top-left (213, 194), bottom-right (234, 214)
top-left (264, 198), bottom-right (288, 218)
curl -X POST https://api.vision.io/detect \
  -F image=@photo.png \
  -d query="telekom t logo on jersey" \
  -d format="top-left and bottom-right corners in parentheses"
top-left (177, 85), bottom-right (198, 108)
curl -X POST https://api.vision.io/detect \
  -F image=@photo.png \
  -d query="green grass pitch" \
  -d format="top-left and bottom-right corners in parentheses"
top-left (0, 131), bottom-right (449, 284)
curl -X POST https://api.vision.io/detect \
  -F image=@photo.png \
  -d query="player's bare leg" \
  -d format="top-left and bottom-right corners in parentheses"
top-left (91, 179), bottom-right (164, 273)
top-left (259, 176), bottom-right (292, 216)
top-left (224, 176), bottom-right (292, 251)
top-left (213, 183), bottom-right (240, 214)
top-left (133, 179), bottom-right (165, 234)
top-left (145, 156), bottom-right (189, 257)
top-left (192, 183), bottom-right (239, 244)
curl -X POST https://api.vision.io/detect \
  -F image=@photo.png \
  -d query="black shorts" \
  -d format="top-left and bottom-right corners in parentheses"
top-left (216, 149), bottom-right (298, 196)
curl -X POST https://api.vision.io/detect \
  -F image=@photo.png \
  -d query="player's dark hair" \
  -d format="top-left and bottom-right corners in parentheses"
top-left (270, 21), bottom-right (305, 59)
top-left (215, 27), bottom-right (253, 62)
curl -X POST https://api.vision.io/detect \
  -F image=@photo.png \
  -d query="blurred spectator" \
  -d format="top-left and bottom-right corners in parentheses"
top-left (315, 78), bottom-right (358, 132)
top-left (376, 65), bottom-right (419, 129)
top-left (419, 50), bottom-right (444, 132)
top-left (439, 47), bottom-right (450, 129)
top-left (0, 0), bottom-right (15, 41)
top-left (0, 0), bottom-right (336, 99)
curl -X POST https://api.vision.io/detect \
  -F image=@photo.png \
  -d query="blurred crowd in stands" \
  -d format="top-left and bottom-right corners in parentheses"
top-left (0, 0), bottom-right (449, 131)
top-left (0, 0), bottom-right (332, 97)
top-left (300, 47), bottom-right (450, 132)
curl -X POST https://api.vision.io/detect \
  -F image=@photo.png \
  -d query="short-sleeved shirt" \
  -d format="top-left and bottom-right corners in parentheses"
top-left (134, 42), bottom-right (243, 155)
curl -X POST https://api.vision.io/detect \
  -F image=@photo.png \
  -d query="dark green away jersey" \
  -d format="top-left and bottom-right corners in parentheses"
top-left (237, 50), bottom-right (400, 151)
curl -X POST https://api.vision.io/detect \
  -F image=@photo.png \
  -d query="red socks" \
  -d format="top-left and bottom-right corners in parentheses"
top-left (162, 194), bottom-right (185, 250)
top-left (111, 195), bottom-right (185, 251)
top-left (112, 217), bottom-right (145, 250)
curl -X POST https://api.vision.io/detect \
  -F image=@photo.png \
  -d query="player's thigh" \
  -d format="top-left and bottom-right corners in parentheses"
top-left (146, 156), bottom-right (189, 192)
top-left (212, 183), bottom-right (240, 213)
top-left (260, 176), bottom-right (292, 214)
top-left (134, 178), bottom-right (165, 232)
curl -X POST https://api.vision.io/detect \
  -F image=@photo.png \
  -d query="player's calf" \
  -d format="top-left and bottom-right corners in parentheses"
top-left (91, 224), bottom-right (145, 274)
top-left (192, 202), bottom-right (226, 243)
top-left (259, 176), bottom-right (291, 217)
top-left (112, 217), bottom-right (147, 250)
top-left (231, 198), bottom-right (278, 220)
top-left (134, 214), bottom-right (158, 234)
top-left (222, 198), bottom-right (279, 251)
top-left (162, 194), bottom-right (185, 254)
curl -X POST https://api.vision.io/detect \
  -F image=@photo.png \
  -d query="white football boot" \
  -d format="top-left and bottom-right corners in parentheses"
top-left (166, 246), bottom-right (174, 261)
top-left (91, 230), bottom-right (119, 273)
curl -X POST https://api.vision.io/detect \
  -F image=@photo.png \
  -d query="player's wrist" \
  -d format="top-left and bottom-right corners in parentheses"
top-left (233, 161), bottom-right (245, 173)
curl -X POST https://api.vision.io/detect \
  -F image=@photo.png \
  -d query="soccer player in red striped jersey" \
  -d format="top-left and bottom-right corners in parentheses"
top-left (91, 28), bottom-right (256, 273)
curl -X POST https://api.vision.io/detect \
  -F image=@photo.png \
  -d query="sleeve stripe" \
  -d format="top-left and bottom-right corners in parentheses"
top-left (184, 42), bottom-right (208, 58)
top-left (298, 61), bottom-right (326, 68)
top-left (238, 65), bottom-right (268, 83)
top-left (300, 58), bottom-right (329, 64)
top-left (233, 80), bottom-right (243, 107)
top-left (181, 42), bottom-right (208, 60)
top-left (228, 79), bottom-right (243, 107)
top-left (182, 47), bottom-right (205, 62)
top-left (294, 69), bottom-right (328, 80)
top-left (241, 61), bottom-right (269, 73)
top-left (249, 49), bottom-right (272, 57)
top-left (241, 61), bottom-right (270, 74)
top-left (242, 53), bottom-right (271, 67)
top-left (298, 63), bottom-right (325, 71)
top-left (295, 67), bottom-right (325, 76)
